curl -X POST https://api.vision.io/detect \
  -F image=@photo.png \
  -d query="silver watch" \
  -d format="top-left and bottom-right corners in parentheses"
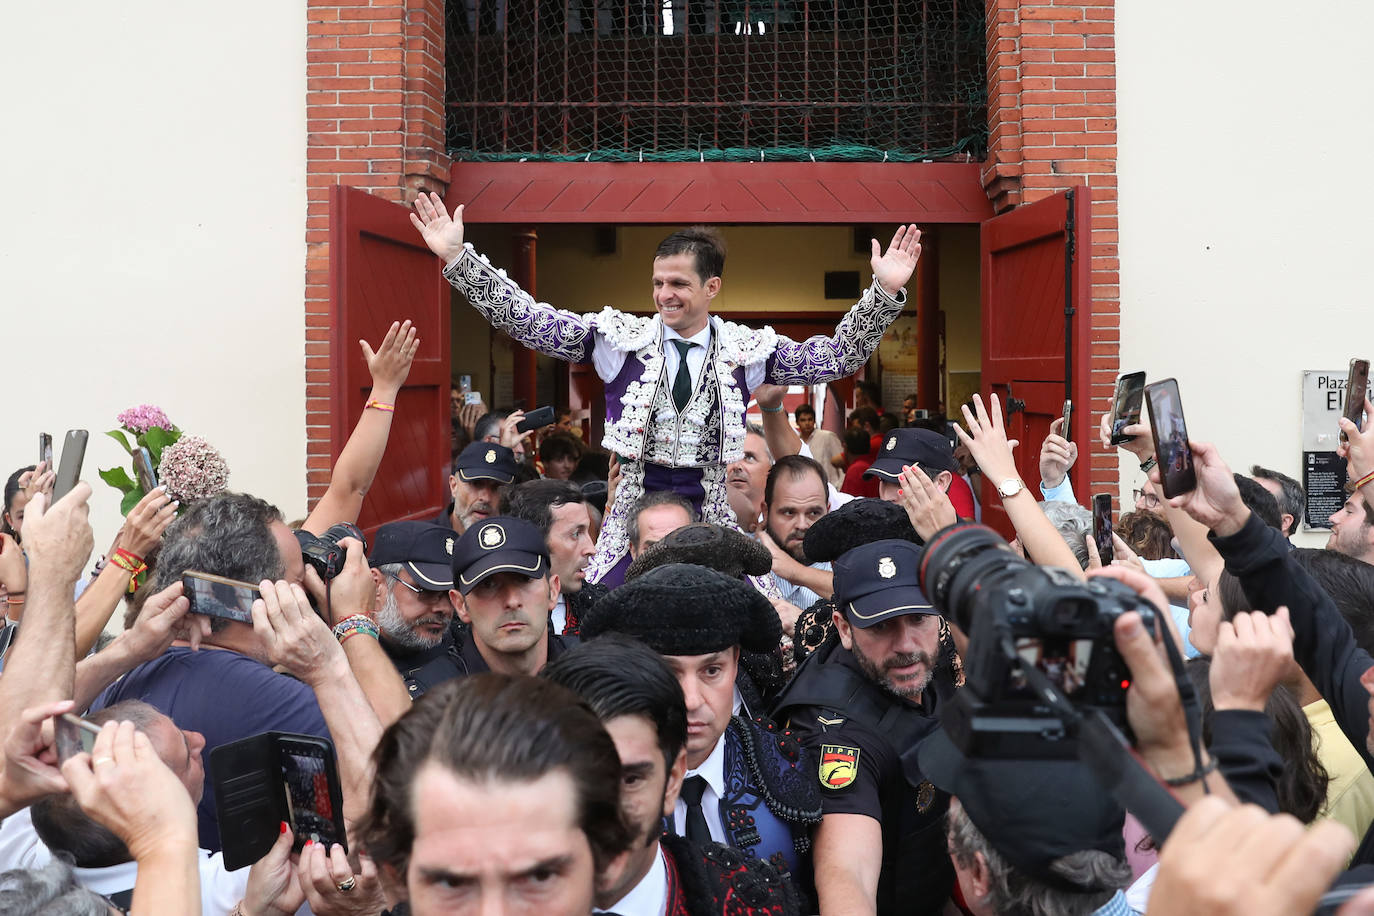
top-left (997, 478), bottom-right (1025, 499)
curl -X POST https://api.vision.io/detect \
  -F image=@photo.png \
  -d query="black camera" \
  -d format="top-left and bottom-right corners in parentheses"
top-left (295, 523), bottom-right (366, 582)
top-left (918, 523), bottom-right (1156, 759)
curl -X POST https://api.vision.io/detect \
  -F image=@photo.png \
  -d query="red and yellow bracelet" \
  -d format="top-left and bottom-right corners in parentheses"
top-left (110, 549), bottom-right (148, 592)
top-left (365, 399), bottom-right (395, 413)
top-left (1355, 468), bottom-right (1374, 491)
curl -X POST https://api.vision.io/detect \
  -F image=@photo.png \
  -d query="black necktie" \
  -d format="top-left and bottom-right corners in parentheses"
top-left (671, 339), bottom-right (696, 411)
top-left (679, 774), bottom-right (712, 845)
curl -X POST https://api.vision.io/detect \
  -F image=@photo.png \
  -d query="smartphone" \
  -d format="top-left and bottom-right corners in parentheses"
top-left (51, 430), bottom-right (89, 502)
top-left (464, 391), bottom-right (483, 406)
top-left (1061, 400), bottom-right (1073, 438)
top-left (516, 405), bottom-right (556, 434)
top-left (212, 731), bottom-right (347, 870)
top-left (0, 623), bottom-right (16, 662)
top-left (1144, 378), bottom-right (1196, 498)
top-left (459, 374), bottom-right (472, 395)
top-left (132, 447), bottom-right (158, 494)
top-left (54, 713), bottom-right (102, 763)
top-left (1109, 373), bottom-right (1146, 445)
top-left (1342, 358), bottom-right (1370, 444)
top-left (183, 571), bottom-right (260, 624)
top-left (38, 433), bottom-right (53, 469)
top-left (1092, 493), bottom-right (1114, 565)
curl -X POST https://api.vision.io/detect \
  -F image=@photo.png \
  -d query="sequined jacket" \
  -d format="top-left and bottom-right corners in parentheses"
top-left (443, 245), bottom-right (906, 580)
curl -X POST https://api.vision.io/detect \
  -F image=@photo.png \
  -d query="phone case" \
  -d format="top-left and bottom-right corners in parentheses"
top-left (211, 732), bottom-right (347, 871)
top-left (1109, 374), bottom-right (1146, 445)
top-left (1144, 379), bottom-right (1197, 499)
top-left (183, 572), bottom-right (259, 624)
top-left (52, 430), bottom-right (89, 501)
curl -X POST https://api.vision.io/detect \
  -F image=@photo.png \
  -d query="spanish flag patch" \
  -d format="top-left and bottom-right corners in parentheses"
top-left (819, 744), bottom-right (860, 790)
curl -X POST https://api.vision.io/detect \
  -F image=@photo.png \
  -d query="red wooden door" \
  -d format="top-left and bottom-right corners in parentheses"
top-left (979, 188), bottom-right (1092, 538)
top-left (329, 185), bottom-right (451, 534)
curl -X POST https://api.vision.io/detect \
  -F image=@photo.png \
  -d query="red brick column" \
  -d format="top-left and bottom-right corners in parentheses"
top-left (304, 0), bottom-right (449, 503)
top-left (983, 0), bottom-right (1119, 496)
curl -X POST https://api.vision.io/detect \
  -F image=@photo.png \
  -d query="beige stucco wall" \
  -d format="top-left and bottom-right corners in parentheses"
top-left (1116, 0), bottom-right (1371, 546)
top-left (0, 1), bottom-right (308, 551)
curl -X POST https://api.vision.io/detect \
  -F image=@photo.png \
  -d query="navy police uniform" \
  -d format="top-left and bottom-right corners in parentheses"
top-left (367, 521), bottom-right (465, 697)
top-left (772, 540), bottom-right (956, 916)
top-left (432, 441), bottom-right (518, 530)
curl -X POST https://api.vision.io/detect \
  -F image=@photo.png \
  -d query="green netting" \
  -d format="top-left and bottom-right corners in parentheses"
top-left (444, 0), bottom-right (986, 162)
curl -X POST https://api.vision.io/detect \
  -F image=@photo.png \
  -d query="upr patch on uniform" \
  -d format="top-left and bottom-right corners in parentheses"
top-left (819, 744), bottom-right (860, 790)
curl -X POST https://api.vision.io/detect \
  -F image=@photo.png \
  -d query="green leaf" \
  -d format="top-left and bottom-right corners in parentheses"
top-left (120, 487), bottom-right (143, 516)
top-left (98, 466), bottom-right (137, 493)
top-left (104, 429), bottom-right (134, 455)
top-left (144, 426), bottom-right (173, 462)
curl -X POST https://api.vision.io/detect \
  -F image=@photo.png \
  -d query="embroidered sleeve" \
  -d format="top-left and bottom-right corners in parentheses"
top-left (763, 280), bottom-right (906, 384)
top-left (443, 245), bottom-right (595, 364)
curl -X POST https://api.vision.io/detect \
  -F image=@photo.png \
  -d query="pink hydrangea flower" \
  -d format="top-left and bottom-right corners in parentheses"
top-left (117, 404), bottom-right (173, 435)
top-left (158, 436), bottom-right (230, 502)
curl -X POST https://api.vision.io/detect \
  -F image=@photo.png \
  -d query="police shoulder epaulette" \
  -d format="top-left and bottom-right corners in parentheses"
top-left (734, 715), bottom-right (823, 828)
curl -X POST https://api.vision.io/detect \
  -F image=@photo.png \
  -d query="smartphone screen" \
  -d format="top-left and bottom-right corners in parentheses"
top-left (52, 430), bottom-right (89, 502)
top-left (1144, 378), bottom-right (1196, 498)
top-left (133, 447), bottom-right (158, 493)
top-left (278, 739), bottom-right (346, 852)
top-left (1343, 359), bottom-right (1370, 443)
top-left (516, 405), bottom-right (556, 434)
top-left (183, 571), bottom-right (260, 624)
top-left (39, 433), bottom-right (53, 469)
top-left (1061, 400), bottom-right (1073, 438)
top-left (54, 713), bottom-right (102, 762)
top-left (1110, 373), bottom-right (1146, 444)
top-left (1092, 493), bottom-right (1114, 565)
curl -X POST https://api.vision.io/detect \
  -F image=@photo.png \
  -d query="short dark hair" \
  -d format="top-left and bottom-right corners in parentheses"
top-left (31, 701), bottom-right (168, 868)
top-left (844, 428), bottom-right (871, 457)
top-left (502, 479), bottom-right (589, 537)
top-left (1233, 473), bottom-right (1282, 531)
top-left (1293, 549), bottom-right (1374, 652)
top-left (855, 380), bottom-right (880, 405)
top-left (794, 403), bottom-right (816, 422)
top-left (539, 430), bottom-right (585, 465)
top-left (149, 492), bottom-right (285, 632)
top-left (848, 406), bottom-right (879, 431)
top-left (472, 410), bottom-right (508, 444)
top-left (764, 454), bottom-right (828, 507)
top-left (877, 413), bottom-right (900, 435)
top-left (654, 226), bottom-right (726, 282)
top-left (543, 634), bottom-right (688, 770)
top-left (1250, 465), bottom-right (1305, 535)
top-left (627, 491), bottom-right (697, 548)
top-left (361, 674), bottom-right (631, 878)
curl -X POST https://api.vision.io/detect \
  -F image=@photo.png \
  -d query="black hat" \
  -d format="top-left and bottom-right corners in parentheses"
top-left (450, 516), bottom-right (549, 595)
top-left (919, 729), bottom-right (1125, 885)
top-left (832, 540), bottom-right (934, 628)
top-left (802, 498), bottom-right (919, 563)
top-left (582, 563), bottom-right (781, 655)
top-left (865, 428), bottom-right (958, 482)
top-left (625, 523), bottom-right (772, 582)
top-left (368, 521), bottom-right (457, 590)
top-left (452, 441), bottom-right (519, 484)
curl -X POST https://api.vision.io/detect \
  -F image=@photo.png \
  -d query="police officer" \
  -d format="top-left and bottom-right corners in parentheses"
top-left (772, 539), bottom-right (957, 916)
top-left (437, 440), bottom-right (519, 533)
top-left (367, 520), bottom-right (463, 698)
top-left (580, 563), bottom-right (822, 896)
top-left (448, 515), bottom-right (577, 676)
top-left (864, 427), bottom-right (976, 519)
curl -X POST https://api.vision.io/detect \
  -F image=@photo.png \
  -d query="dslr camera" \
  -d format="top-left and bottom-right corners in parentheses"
top-left (294, 523), bottom-right (366, 582)
top-left (918, 523), bottom-right (1156, 760)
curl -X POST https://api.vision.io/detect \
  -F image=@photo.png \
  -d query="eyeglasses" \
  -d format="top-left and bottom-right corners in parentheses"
top-left (387, 573), bottom-right (450, 604)
top-left (1132, 489), bottom-right (1162, 509)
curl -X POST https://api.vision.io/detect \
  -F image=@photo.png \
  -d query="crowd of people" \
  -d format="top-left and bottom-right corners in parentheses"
top-left (3, 205), bottom-right (1374, 915)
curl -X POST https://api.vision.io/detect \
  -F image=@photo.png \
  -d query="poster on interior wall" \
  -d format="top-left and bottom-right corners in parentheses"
top-left (1300, 369), bottom-right (1367, 530)
top-left (877, 317), bottom-right (919, 374)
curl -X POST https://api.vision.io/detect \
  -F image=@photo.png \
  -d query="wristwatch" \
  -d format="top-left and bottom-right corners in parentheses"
top-left (997, 478), bottom-right (1026, 499)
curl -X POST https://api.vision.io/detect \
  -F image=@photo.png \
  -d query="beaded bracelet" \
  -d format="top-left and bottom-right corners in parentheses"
top-left (365, 399), bottom-right (395, 413)
top-left (1139, 456), bottom-right (1158, 473)
top-left (333, 614), bottom-right (380, 644)
top-left (1355, 468), bottom-right (1374, 491)
top-left (759, 404), bottom-right (784, 414)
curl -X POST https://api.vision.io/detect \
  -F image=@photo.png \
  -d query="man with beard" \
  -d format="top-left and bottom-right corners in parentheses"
top-left (543, 635), bottom-right (800, 916)
top-left (368, 520), bottom-right (464, 697)
top-left (772, 539), bottom-right (957, 916)
top-left (580, 564), bottom-right (822, 895)
top-left (761, 455), bottom-right (834, 609)
top-left (435, 440), bottom-right (517, 533)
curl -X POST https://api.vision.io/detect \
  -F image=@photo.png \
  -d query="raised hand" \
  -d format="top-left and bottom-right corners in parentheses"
top-left (0, 701), bottom-right (76, 812)
top-left (1039, 417), bottom-right (1078, 488)
top-left (252, 579), bottom-right (345, 688)
top-left (23, 485), bottom-right (95, 588)
top-left (500, 411), bottom-right (533, 450)
top-left (1152, 440), bottom-right (1247, 537)
top-left (121, 486), bottom-right (179, 559)
top-left (125, 582), bottom-right (210, 658)
top-left (954, 393), bottom-right (1020, 485)
top-left (19, 460), bottom-right (55, 505)
top-left (897, 464), bottom-right (957, 541)
top-left (409, 192), bottom-right (466, 264)
top-left (1338, 394), bottom-right (1374, 482)
top-left (870, 225), bottom-right (923, 297)
top-left (1210, 608), bottom-right (1294, 713)
top-left (362, 320), bottom-right (420, 396)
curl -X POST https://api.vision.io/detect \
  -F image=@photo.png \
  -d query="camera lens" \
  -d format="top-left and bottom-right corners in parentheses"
top-left (918, 522), bottom-right (1023, 630)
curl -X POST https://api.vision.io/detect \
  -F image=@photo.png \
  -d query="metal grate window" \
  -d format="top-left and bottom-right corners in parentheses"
top-left (444, 0), bottom-right (986, 161)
